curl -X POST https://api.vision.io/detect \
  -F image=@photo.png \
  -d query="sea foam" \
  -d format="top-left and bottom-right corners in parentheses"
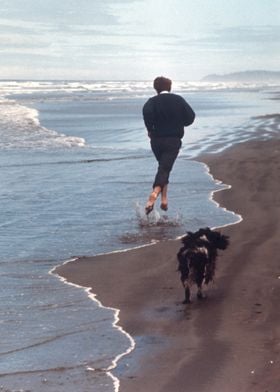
top-left (0, 97), bottom-right (86, 150)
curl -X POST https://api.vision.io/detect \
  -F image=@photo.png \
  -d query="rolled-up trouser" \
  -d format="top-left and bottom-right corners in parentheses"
top-left (150, 137), bottom-right (182, 189)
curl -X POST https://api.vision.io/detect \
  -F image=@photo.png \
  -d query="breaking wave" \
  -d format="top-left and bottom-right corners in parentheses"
top-left (0, 97), bottom-right (86, 150)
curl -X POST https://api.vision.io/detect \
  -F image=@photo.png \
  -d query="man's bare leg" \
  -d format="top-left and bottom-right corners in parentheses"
top-left (145, 186), bottom-right (161, 215)
top-left (160, 185), bottom-right (168, 211)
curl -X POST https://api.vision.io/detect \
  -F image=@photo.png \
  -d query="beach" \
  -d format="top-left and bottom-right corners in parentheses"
top-left (55, 137), bottom-right (280, 392)
top-left (1, 80), bottom-right (279, 391)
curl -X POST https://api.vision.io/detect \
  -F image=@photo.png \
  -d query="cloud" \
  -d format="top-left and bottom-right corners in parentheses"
top-left (212, 25), bottom-right (280, 43)
top-left (0, 0), bottom-right (136, 27)
top-left (167, 25), bottom-right (280, 56)
top-left (177, 24), bottom-right (279, 43)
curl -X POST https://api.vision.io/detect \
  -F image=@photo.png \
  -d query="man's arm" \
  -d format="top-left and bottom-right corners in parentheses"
top-left (142, 98), bottom-right (155, 136)
top-left (181, 98), bottom-right (195, 126)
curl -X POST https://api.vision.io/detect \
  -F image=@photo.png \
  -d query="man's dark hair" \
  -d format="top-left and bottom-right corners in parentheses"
top-left (153, 76), bottom-right (172, 94)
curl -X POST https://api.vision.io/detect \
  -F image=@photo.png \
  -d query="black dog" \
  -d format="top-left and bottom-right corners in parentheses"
top-left (177, 227), bottom-right (229, 303)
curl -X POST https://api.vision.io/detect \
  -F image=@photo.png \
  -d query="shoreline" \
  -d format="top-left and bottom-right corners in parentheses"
top-left (55, 138), bottom-right (280, 392)
top-left (49, 259), bottom-right (136, 392)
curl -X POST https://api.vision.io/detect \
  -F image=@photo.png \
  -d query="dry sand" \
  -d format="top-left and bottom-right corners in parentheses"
top-left (55, 138), bottom-right (280, 392)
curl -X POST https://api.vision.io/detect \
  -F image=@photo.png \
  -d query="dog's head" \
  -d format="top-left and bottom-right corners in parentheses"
top-left (181, 227), bottom-right (229, 250)
top-left (197, 227), bottom-right (229, 250)
top-left (181, 233), bottom-right (198, 249)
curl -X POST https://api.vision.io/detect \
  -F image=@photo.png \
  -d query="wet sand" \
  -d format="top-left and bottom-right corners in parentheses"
top-left (55, 138), bottom-right (280, 392)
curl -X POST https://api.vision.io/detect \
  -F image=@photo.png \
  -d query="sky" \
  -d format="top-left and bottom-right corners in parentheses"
top-left (0, 0), bottom-right (279, 80)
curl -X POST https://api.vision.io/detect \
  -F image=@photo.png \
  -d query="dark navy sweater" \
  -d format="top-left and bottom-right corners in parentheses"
top-left (142, 92), bottom-right (195, 138)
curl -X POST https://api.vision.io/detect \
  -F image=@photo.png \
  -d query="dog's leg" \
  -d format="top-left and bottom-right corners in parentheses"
top-left (183, 283), bottom-right (191, 304)
top-left (197, 286), bottom-right (203, 299)
top-left (197, 285), bottom-right (206, 300)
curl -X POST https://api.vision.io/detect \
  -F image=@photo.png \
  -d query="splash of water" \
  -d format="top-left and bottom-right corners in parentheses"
top-left (134, 202), bottom-right (182, 228)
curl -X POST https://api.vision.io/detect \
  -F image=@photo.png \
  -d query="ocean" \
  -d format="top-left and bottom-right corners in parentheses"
top-left (0, 80), bottom-right (279, 391)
